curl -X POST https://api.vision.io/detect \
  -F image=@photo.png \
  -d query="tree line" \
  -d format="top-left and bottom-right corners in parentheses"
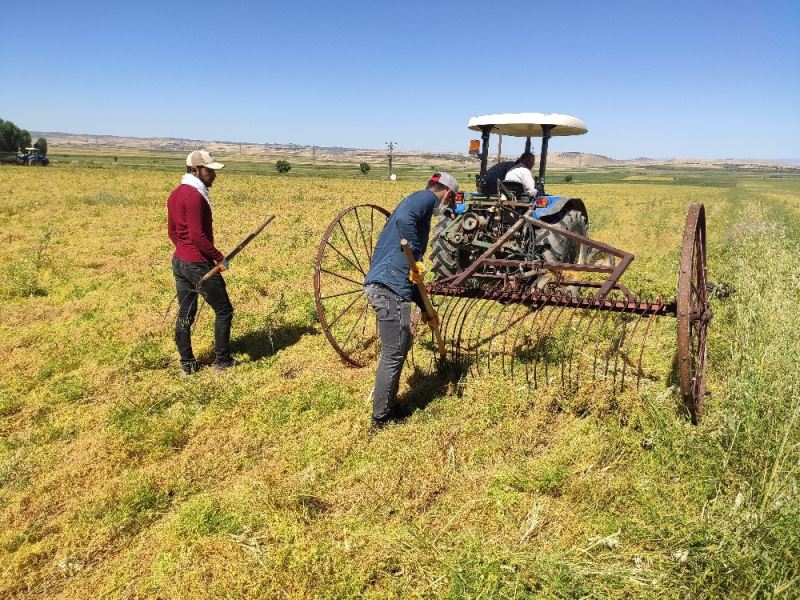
top-left (0, 117), bottom-right (47, 155)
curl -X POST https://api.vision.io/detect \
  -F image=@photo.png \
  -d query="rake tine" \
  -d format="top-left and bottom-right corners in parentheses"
top-left (591, 307), bottom-right (616, 389)
top-left (454, 296), bottom-right (483, 372)
top-left (635, 296), bottom-right (662, 388)
top-left (619, 294), bottom-right (652, 392)
top-left (513, 297), bottom-right (545, 388)
top-left (501, 301), bottom-right (529, 376)
top-left (462, 297), bottom-right (483, 376)
top-left (529, 299), bottom-right (562, 389)
top-left (437, 297), bottom-right (459, 367)
top-left (447, 295), bottom-right (473, 368)
top-left (608, 304), bottom-right (635, 397)
top-left (572, 297), bottom-right (604, 390)
top-left (471, 298), bottom-right (498, 377)
top-left (437, 296), bottom-right (458, 358)
top-left (558, 294), bottom-right (583, 389)
top-left (565, 304), bottom-right (592, 390)
top-left (507, 300), bottom-right (533, 384)
top-left (466, 299), bottom-right (493, 377)
top-left (522, 300), bottom-right (549, 390)
top-left (544, 297), bottom-right (572, 387)
top-left (482, 295), bottom-right (507, 374)
top-left (485, 299), bottom-right (518, 376)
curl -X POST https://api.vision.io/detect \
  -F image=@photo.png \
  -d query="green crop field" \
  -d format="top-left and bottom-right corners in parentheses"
top-left (1, 154), bottom-right (799, 598)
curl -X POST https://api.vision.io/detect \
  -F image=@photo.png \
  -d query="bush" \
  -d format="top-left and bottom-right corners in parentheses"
top-left (0, 117), bottom-right (31, 153)
top-left (34, 137), bottom-right (47, 156)
top-left (359, 162), bottom-right (370, 175)
top-left (564, 175), bottom-right (574, 182)
top-left (276, 159), bottom-right (291, 174)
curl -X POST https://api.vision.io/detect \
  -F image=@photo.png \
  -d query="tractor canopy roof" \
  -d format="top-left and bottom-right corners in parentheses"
top-left (468, 113), bottom-right (587, 137)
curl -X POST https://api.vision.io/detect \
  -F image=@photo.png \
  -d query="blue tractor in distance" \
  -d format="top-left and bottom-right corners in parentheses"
top-left (18, 146), bottom-right (49, 166)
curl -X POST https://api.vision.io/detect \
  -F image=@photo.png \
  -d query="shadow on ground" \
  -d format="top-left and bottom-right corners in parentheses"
top-left (199, 323), bottom-right (317, 363)
top-left (397, 364), bottom-right (463, 415)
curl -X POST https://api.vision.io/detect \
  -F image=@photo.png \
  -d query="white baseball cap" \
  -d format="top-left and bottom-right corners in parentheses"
top-left (429, 172), bottom-right (459, 194)
top-left (186, 149), bottom-right (224, 170)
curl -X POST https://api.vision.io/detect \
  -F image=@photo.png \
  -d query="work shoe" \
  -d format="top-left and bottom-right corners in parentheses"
top-left (214, 358), bottom-right (238, 372)
top-left (370, 416), bottom-right (396, 432)
top-left (389, 404), bottom-right (413, 420)
top-left (370, 405), bottom-right (412, 432)
top-left (180, 360), bottom-right (202, 376)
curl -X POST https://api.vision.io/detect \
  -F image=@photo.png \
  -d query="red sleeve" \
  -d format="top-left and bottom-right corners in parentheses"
top-left (167, 199), bottom-right (178, 246)
top-left (185, 193), bottom-right (225, 262)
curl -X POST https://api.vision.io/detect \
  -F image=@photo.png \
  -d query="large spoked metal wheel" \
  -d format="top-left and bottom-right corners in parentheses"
top-left (676, 203), bottom-right (711, 424)
top-left (314, 204), bottom-right (389, 367)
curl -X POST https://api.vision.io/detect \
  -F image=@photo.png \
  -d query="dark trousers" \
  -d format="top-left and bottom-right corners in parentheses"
top-left (364, 284), bottom-right (412, 420)
top-left (172, 257), bottom-right (234, 364)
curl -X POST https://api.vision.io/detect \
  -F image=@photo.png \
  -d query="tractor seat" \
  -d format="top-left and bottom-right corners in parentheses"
top-left (498, 180), bottom-right (528, 200)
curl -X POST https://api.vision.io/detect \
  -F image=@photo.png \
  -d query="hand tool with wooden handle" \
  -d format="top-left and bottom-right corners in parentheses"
top-left (197, 214), bottom-right (275, 289)
top-left (400, 239), bottom-right (446, 359)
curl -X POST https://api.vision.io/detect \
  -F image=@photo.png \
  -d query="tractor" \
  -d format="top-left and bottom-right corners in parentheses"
top-left (314, 113), bottom-right (711, 423)
top-left (19, 147), bottom-right (49, 166)
top-left (431, 113), bottom-right (589, 284)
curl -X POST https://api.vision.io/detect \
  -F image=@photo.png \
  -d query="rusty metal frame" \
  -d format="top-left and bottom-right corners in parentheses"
top-left (438, 208), bottom-right (635, 301)
top-left (313, 200), bottom-right (711, 425)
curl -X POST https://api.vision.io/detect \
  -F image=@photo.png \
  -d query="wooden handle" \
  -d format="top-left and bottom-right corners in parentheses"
top-left (197, 264), bottom-right (223, 288)
top-left (400, 239), bottom-right (446, 359)
top-left (196, 214), bottom-right (275, 289)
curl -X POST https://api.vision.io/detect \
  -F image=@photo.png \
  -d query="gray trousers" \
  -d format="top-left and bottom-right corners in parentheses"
top-left (364, 284), bottom-right (413, 420)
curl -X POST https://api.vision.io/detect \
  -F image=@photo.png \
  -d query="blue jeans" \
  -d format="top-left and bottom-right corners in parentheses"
top-left (364, 284), bottom-right (412, 420)
top-left (172, 257), bottom-right (234, 364)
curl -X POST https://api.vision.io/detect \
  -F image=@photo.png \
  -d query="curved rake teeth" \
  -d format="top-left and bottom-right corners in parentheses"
top-left (466, 299), bottom-right (495, 378)
top-left (452, 296), bottom-right (482, 370)
top-left (428, 289), bottom-right (674, 400)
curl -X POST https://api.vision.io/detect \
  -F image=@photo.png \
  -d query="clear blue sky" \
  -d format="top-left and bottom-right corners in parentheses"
top-left (2, 0), bottom-right (798, 159)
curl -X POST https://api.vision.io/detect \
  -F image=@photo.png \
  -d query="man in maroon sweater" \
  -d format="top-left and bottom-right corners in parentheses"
top-left (168, 150), bottom-right (235, 374)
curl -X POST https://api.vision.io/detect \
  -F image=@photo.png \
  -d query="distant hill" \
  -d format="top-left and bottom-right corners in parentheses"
top-left (32, 131), bottom-right (798, 171)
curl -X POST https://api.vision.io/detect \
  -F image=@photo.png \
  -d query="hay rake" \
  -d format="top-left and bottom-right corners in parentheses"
top-left (427, 202), bottom-right (709, 421)
top-left (313, 113), bottom-right (711, 423)
top-left (314, 201), bottom-right (709, 423)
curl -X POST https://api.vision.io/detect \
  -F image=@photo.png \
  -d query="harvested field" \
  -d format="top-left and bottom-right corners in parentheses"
top-left (1, 156), bottom-right (799, 598)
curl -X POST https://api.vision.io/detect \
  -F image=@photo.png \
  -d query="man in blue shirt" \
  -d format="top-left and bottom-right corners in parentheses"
top-left (364, 172), bottom-right (459, 429)
top-left (479, 159), bottom-right (514, 194)
top-left (478, 152), bottom-right (535, 194)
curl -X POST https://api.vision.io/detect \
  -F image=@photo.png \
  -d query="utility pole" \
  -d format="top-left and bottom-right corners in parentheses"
top-left (497, 134), bottom-right (502, 163)
top-left (386, 141), bottom-right (397, 179)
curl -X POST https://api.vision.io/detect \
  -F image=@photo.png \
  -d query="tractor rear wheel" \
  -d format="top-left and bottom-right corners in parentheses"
top-left (534, 208), bottom-right (587, 263)
top-left (430, 217), bottom-right (461, 280)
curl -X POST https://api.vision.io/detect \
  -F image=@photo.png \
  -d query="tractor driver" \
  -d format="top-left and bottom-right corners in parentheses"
top-left (363, 172), bottom-right (460, 430)
top-left (503, 151), bottom-right (537, 197)
top-left (479, 158), bottom-right (515, 194)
